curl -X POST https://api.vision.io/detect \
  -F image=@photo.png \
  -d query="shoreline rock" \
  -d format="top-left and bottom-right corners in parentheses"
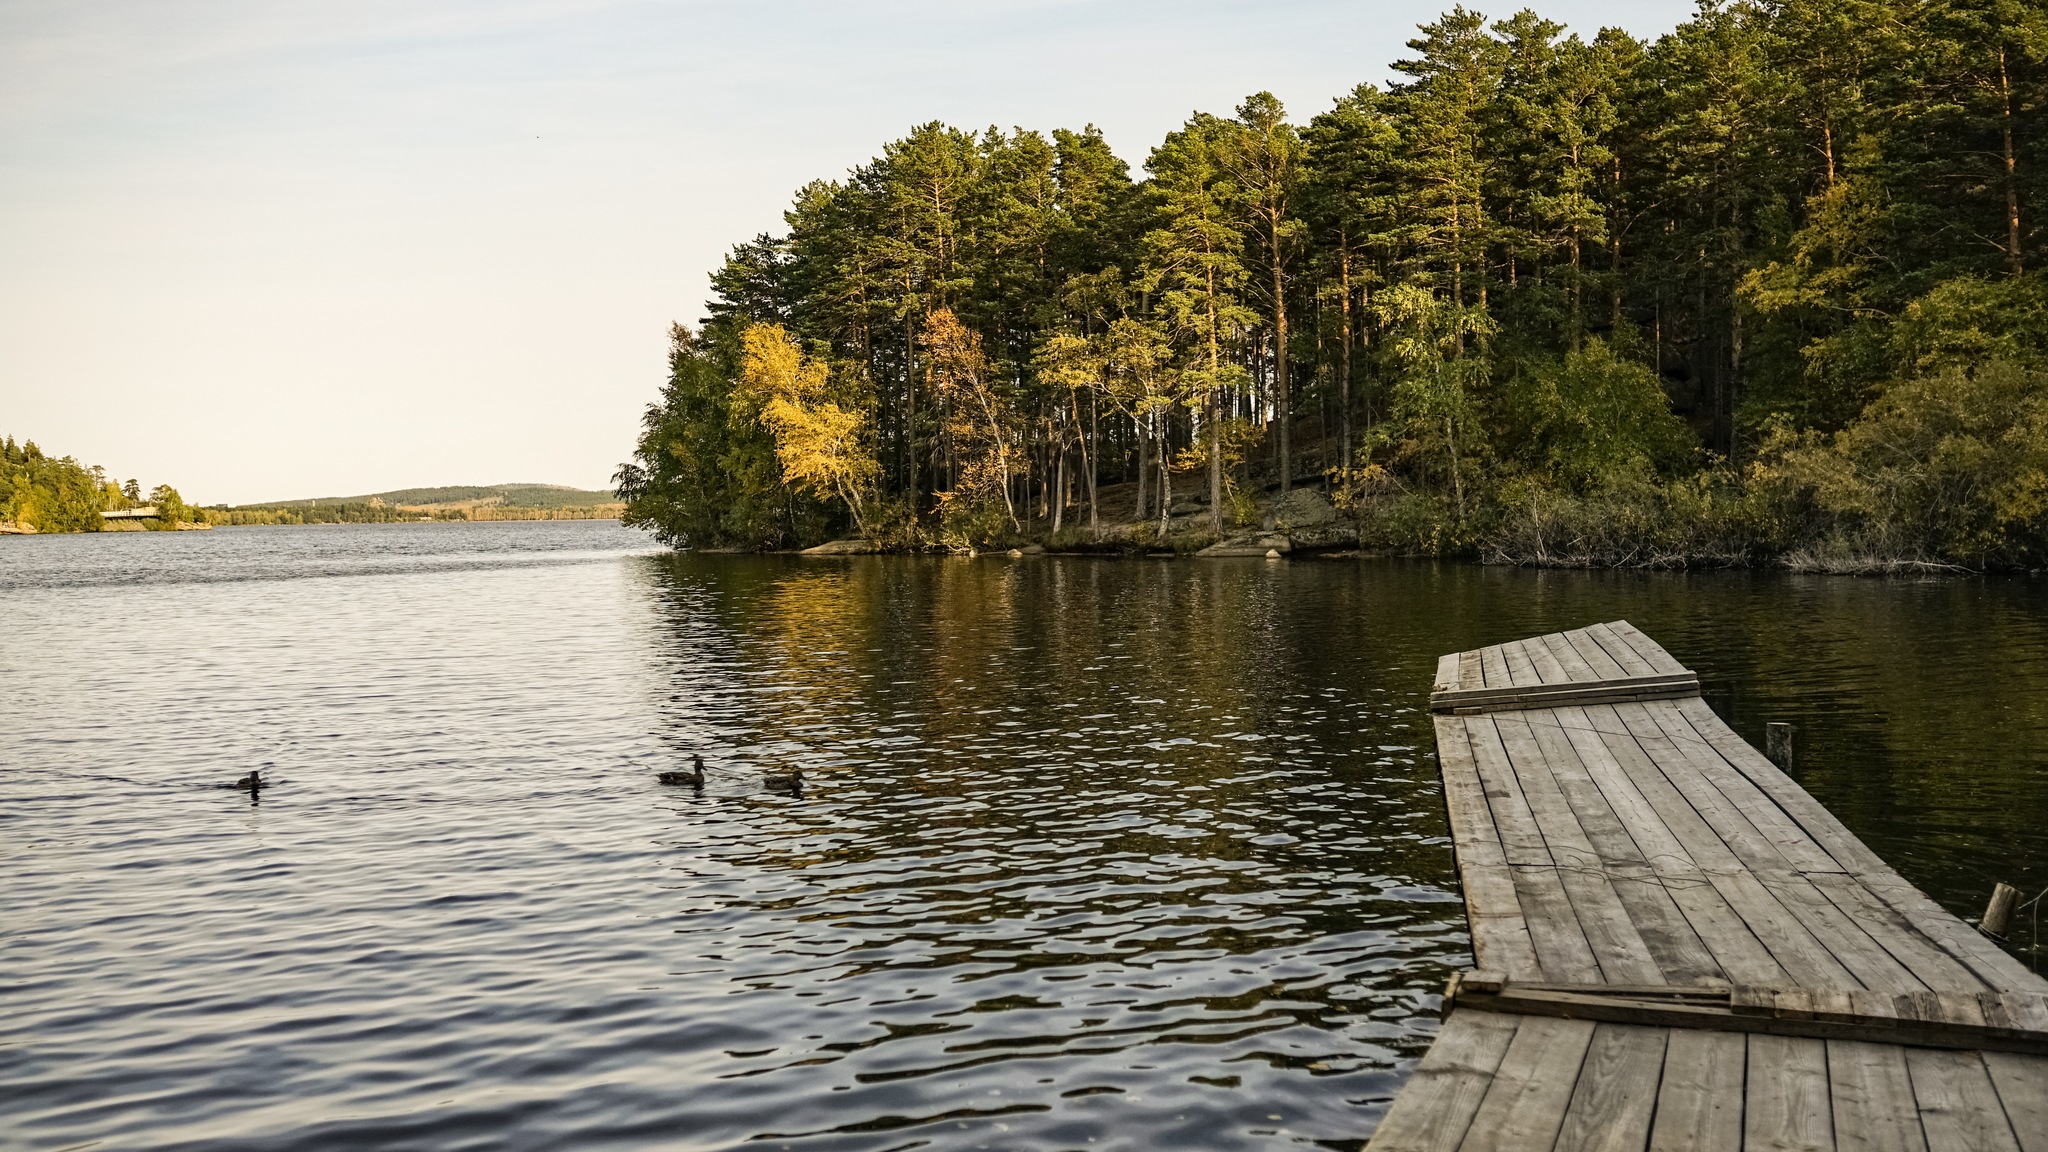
top-left (800, 537), bottom-right (882, 555)
top-left (1196, 534), bottom-right (1293, 558)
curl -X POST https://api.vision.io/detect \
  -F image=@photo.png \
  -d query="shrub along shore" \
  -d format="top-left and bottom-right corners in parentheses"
top-left (619, 1), bottom-right (2048, 572)
top-left (773, 475), bottom-right (1989, 575)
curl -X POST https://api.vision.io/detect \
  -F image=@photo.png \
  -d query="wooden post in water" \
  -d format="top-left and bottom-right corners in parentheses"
top-left (1765, 722), bottom-right (1794, 769)
top-left (1981, 882), bottom-right (2022, 938)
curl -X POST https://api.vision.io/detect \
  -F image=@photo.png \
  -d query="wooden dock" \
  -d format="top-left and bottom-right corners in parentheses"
top-left (1374, 621), bottom-right (2048, 1152)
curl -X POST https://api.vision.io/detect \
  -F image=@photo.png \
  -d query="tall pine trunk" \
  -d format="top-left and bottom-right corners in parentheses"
top-left (1207, 269), bottom-right (1224, 533)
top-left (1159, 411), bottom-right (1173, 532)
top-left (1611, 156), bottom-right (1624, 330)
top-left (2002, 45), bottom-right (2024, 276)
top-left (1086, 391), bottom-right (1098, 531)
top-left (904, 315), bottom-right (918, 522)
top-left (1273, 242), bottom-right (1290, 496)
top-left (1056, 444), bottom-right (1073, 532)
top-left (1339, 238), bottom-right (1353, 474)
top-left (1135, 417), bottom-right (1149, 521)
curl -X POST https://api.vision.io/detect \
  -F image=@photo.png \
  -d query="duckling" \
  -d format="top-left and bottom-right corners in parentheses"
top-left (230, 770), bottom-right (262, 791)
top-left (761, 767), bottom-right (803, 794)
top-left (657, 754), bottom-right (707, 788)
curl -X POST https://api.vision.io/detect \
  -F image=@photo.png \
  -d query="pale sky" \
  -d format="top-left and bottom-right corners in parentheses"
top-left (1, 0), bottom-right (1694, 506)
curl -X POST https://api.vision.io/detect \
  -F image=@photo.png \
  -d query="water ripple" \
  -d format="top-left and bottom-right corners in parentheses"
top-left (8, 526), bottom-right (2047, 1150)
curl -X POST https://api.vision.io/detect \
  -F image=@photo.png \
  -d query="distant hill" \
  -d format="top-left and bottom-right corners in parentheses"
top-left (237, 483), bottom-right (618, 511)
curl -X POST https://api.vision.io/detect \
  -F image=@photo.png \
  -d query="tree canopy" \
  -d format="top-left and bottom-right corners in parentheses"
top-left (623, 0), bottom-right (2048, 568)
top-left (2, 437), bottom-right (192, 533)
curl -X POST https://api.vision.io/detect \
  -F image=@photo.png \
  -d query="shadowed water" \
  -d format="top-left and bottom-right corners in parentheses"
top-left (6, 521), bottom-right (2047, 1151)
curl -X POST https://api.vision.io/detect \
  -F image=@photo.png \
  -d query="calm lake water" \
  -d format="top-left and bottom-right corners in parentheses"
top-left (7, 521), bottom-right (2048, 1151)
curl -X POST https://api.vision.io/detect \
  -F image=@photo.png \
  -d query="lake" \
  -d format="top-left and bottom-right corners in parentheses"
top-left (6, 521), bottom-right (2047, 1151)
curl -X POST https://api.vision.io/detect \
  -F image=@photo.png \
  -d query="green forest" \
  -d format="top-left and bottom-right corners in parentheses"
top-left (2, 447), bottom-right (627, 532)
top-left (619, 0), bottom-right (2048, 569)
top-left (213, 484), bottom-right (625, 525)
top-left (2, 437), bottom-right (192, 532)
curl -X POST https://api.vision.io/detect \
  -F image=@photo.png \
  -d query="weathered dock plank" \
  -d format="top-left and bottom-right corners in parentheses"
top-left (1827, 1039), bottom-right (1925, 1152)
top-left (1554, 1024), bottom-right (1666, 1152)
top-left (1370, 1012), bottom-right (1523, 1152)
top-left (1432, 671), bottom-right (1703, 714)
top-left (1460, 1016), bottom-right (1598, 1152)
top-left (1984, 1054), bottom-right (2048, 1151)
top-left (1380, 621), bottom-right (2048, 1152)
top-left (1649, 1030), bottom-right (1747, 1152)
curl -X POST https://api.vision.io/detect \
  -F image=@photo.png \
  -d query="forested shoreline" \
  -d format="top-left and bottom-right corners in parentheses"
top-left (620, 0), bottom-right (2048, 570)
top-left (213, 485), bottom-right (625, 525)
top-left (3, 437), bottom-right (197, 533)
top-left (204, 503), bottom-right (622, 526)
top-left (3, 439), bottom-right (624, 533)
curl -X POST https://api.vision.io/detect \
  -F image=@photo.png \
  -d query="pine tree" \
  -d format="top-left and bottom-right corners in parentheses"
top-left (1141, 114), bottom-right (1257, 531)
top-left (1223, 93), bottom-right (1307, 493)
top-left (1305, 84), bottom-right (1403, 469)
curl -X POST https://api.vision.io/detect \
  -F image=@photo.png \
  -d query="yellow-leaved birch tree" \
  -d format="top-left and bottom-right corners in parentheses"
top-left (737, 324), bottom-right (880, 536)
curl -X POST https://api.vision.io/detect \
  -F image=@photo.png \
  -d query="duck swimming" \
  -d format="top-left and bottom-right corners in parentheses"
top-left (761, 767), bottom-right (802, 794)
top-left (230, 770), bottom-right (262, 791)
top-left (657, 755), bottom-right (707, 788)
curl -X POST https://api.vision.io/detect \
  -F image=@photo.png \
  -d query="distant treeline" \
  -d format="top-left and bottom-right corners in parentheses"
top-left (3, 441), bottom-right (624, 534)
top-left (208, 503), bottom-right (451, 526)
top-left (211, 503), bottom-right (623, 526)
top-left (216, 483), bottom-right (624, 525)
top-left (3, 437), bottom-right (193, 532)
top-left (621, 0), bottom-right (2048, 569)
top-left (252, 484), bottom-right (624, 512)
